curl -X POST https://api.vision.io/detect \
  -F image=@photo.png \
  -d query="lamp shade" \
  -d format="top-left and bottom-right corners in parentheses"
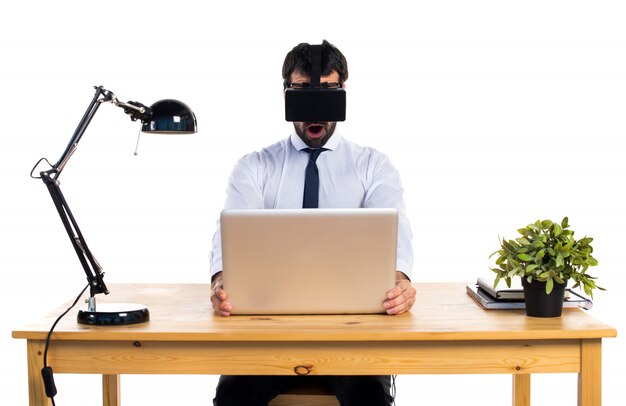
top-left (142, 99), bottom-right (197, 134)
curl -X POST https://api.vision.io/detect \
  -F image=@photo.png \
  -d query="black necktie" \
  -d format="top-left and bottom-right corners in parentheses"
top-left (302, 148), bottom-right (326, 208)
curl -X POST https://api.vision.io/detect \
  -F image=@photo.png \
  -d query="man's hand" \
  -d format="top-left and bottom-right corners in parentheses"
top-left (211, 272), bottom-right (233, 317)
top-left (383, 272), bottom-right (416, 315)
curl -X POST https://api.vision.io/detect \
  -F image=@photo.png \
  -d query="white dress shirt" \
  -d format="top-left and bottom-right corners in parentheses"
top-left (210, 132), bottom-right (413, 279)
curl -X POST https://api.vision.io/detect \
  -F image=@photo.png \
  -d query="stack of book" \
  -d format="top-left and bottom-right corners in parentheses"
top-left (466, 277), bottom-right (593, 310)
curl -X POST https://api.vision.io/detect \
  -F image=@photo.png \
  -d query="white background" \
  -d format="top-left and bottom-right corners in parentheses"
top-left (1, 1), bottom-right (624, 404)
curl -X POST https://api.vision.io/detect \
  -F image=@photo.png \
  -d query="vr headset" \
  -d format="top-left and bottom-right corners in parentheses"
top-left (284, 44), bottom-right (346, 122)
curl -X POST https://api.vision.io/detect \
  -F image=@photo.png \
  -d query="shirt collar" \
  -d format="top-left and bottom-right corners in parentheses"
top-left (289, 130), bottom-right (342, 152)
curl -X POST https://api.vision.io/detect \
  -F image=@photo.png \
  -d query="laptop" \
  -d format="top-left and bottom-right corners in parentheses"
top-left (220, 208), bottom-right (398, 314)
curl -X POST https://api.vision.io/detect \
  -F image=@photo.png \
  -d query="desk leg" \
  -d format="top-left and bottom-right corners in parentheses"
top-left (512, 374), bottom-right (530, 406)
top-left (27, 340), bottom-right (52, 406)
top-left (578, 338), bottom-right (602, 406)
top-left (103, 375), bottom-right (121, 406)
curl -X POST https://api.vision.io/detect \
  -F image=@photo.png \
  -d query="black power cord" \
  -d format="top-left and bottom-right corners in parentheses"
top-left (41, 284), bottom-right (89, 405)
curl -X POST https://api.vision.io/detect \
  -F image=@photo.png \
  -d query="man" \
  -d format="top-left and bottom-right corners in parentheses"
top-left (210, 40), bottom-right (415, 406)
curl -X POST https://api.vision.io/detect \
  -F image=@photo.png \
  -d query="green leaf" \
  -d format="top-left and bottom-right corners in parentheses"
top-left (528, 223), bottom-right (540, 232)
top-left (546, 278), bottom-right (554, 294)
top-left (561, 216), bottom-right (569, 229)
top-left (553, 223), bottom-right (562, 237)
top-left (493, 274), bottom-right (502, 288)
top-left (556, 253), bottom-right (564, 268)
top-left (517, 253), bottom-right (533, 261)
top-left (526, 264), bottom-right (539, 273)
top-left (502, 240), bottom-right (516, 253)
top-left (531, 240), bottom-right (544, 248)
top-left (564, 236), bottom-right (574, 251)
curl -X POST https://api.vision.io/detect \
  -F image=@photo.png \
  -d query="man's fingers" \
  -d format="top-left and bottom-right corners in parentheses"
top-left (387, 280), bottom-right (412, 300)
top-left (385, 295), bottom-right (416, 315)
top-left (384, 280), bottom-right (416, 315)
top-left (216, 289), bottom-right (228, 300)
top-left (211, 287), bottom-right (232, 316)
top-left (213, 300), bottom-right (232, 317)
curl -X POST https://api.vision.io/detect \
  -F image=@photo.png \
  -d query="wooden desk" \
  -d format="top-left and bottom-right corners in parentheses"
top-left (12, 283), bottom-right (616, 406)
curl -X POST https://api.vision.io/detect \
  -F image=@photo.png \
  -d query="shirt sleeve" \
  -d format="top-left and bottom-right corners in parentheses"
top-left (210, 154), bottom-right (264, 277)
top-left (362, 152), bottom-right (414, 279)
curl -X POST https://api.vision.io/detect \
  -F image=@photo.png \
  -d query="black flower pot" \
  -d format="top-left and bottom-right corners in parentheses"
top-left (522, 279), bottom-right (566, 317)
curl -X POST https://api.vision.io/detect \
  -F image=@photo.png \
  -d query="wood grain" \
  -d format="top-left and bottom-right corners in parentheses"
top-left (579, 338), bottom-right (602, 406)
top-left (12, 283), bottom-right (617, 342)
top-left (13, 284), bottom-right (617, 406)
top-left (513, 374), bottom-right (530, 406)
top-left (42, 339), bottom-right (580, 376)
top-left (102, 375), bottom-right (120, 406)
top-left (269, 394), bottom-right (339, 406)
top-left (269, 384), bottom-right (339, 406)
top-left (27, 340), bottom-right (51, 406)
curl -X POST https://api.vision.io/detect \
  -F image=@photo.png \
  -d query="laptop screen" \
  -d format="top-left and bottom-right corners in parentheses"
top-left (221, 208), bottom-right (398, 314)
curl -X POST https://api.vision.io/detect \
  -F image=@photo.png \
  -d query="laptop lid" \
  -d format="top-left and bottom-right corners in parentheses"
top-left (220, 208), bottom-right (398, 315)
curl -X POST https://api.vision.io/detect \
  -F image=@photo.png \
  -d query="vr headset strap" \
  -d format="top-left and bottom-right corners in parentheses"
top-left (310, 45), bottom-right (322, 87)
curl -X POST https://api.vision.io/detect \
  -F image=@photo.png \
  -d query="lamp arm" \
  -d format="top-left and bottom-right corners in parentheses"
top-left (52, 86), bottom-right (151, 176)
top-left (115, 100), bottom-right (152, 122)
top-left (31, 85), bottom-right (156, 301)
top-left (32, 85), bottom-right (193, 311)
top-left (40, 171), bottom-right (108, 298)
top-left (54, 86), bottom-right (112, 175)
top-left (33, 86), bottom-right (119, 301)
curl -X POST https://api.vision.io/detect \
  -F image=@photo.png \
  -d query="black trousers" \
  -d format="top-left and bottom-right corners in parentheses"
top-left (213, 375), bottom-right (393, 406)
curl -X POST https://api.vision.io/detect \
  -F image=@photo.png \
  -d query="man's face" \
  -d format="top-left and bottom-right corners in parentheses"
top-left (288, 70), bottom-right (341, 149)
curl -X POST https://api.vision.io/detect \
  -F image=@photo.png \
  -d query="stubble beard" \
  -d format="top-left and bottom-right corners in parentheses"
top-left (294, 122), bottom-right (337, 149)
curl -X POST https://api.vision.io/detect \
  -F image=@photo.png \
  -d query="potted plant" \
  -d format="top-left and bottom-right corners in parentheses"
top-left (490, 217), bottom-right (602, 317)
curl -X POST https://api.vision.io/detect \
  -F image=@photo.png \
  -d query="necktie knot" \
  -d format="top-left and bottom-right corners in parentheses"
top-left (303, 148), bottom-right (326, 162)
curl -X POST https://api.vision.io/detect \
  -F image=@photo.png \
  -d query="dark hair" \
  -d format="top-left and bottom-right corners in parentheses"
top-left (282, 40), bottom-right (349, 85)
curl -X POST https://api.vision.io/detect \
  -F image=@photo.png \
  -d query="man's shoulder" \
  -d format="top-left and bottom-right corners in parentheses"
top-left (262, 137), bottom-right (292, 154)
top-left (339, 136), bottom-right (389, 160)
top-left (237, 137), bottom-right (290, 165)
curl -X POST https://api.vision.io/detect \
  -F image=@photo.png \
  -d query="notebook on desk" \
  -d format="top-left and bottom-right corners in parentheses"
top-left (220, 208), bottom-right (398, 315)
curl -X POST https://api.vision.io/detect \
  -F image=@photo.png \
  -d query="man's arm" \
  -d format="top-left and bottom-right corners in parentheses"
top-left (210, 154), bottom-right (265, 279)
top-left (362, 152), bottom-right (415, 314)
top-left (362, 152), bottom-right (414, 280)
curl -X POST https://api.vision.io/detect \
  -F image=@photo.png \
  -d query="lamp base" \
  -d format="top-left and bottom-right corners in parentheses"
top-left (77, 303), bottom-right (150, 325)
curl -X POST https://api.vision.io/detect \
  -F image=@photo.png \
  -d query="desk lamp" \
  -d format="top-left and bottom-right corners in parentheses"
top-left (31, 86), bottom-right (197, 326)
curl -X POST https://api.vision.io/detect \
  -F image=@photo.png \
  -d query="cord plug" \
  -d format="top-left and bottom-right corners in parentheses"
top-left (41, 366), bottom-right (57, 398)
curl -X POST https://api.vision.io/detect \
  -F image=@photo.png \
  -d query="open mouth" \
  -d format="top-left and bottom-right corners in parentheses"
top-left (306, 124), bottom-right (325, 138)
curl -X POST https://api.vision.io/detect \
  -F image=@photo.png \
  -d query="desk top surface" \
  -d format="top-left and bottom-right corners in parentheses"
top-left (12, 283), bottom-right (617, 342)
